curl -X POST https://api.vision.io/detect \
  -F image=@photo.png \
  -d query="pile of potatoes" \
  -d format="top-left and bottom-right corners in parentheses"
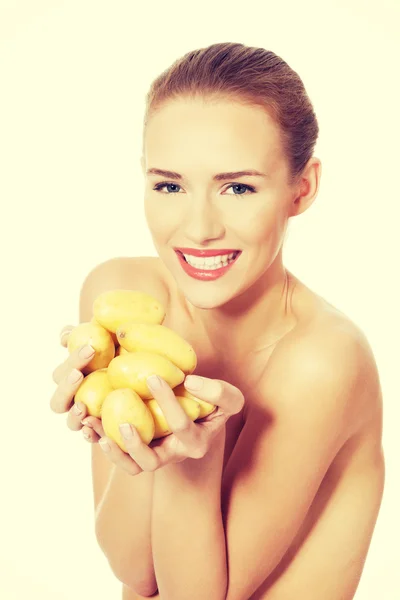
top-left (67, 289), bottom-right (216, 453)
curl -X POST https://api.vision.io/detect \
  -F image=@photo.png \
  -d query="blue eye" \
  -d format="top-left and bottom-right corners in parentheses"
top-left (152, 182), bottom-right (257, 195)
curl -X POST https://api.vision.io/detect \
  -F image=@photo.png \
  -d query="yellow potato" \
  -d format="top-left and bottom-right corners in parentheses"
top-left (173, 382), bottom-right (217, 419)
top-left (67, 322), bottom-right (115, 375)
top-left (107, 351), bottom-right (185, 399)
top-left (117, 322), bottom-right (197, 374)
top-left (101, 389), bottom-right (155, 451)
top-left (91, 317), bottom-right (118, 345)
top-left (145, 395), bottom-right (201, 439)
top-left (93, 289), bottom-right (166, 333)
top-left (74, 368), bottom-right (114, 417)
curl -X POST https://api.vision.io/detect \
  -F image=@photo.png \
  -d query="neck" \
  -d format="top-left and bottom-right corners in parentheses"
top-left (179, 253), bottom-right (296, 360)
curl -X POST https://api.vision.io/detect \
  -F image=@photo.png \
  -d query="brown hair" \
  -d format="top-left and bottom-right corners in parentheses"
top-left (142, 42), bottom-right (319, 188)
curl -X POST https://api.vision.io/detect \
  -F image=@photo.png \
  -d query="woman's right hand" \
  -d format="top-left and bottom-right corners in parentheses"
top-left (50, 325), bottom-right (106, 443)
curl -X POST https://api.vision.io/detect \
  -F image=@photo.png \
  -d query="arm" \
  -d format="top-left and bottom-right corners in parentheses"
top-left (151, 329), bottom-right (369, 600)
top-left (79, 257), bottom-right (169, 597)
top-left (151, 426), bottom-right (228, 600)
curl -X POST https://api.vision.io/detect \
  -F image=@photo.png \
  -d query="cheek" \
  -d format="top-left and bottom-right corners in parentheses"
top-left (144, 197), bottom-right (181, 239)
top-left (233, 204), bottom-right (283, 246)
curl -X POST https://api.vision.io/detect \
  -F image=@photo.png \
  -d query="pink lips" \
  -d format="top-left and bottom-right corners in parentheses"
top-left (175, 249), bottom-right (241, 281)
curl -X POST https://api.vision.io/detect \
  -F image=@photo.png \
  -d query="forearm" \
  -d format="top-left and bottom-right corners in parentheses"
top-left (95, 465), bottom-right (158, 596)
top-left (151, 429), bottom-right (228, 600)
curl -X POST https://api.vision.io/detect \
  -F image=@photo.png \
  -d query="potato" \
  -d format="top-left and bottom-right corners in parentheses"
top-left (116, 322), bottom-right (197, 374)
top-left (145, 395), bottom-right (201, 439)
top-left (101, 388), bottom-right (155, 451)
top-left (173, 383), bottom-right (217, 419)
top-left (67, 322), bottom-right (115, 375)
top-left (107, 351), bottom-right (185, 399)
top-left (74, 368), bottom-right (114, 417)
top-left (93, 289), bottom-right (165, 334)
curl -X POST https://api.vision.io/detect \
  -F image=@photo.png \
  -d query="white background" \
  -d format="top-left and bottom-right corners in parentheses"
top-left (0, 1), bottom-right (399, 598)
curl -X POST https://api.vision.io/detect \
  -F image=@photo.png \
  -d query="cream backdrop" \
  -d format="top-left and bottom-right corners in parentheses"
top-left (0, 1), bottom-right (399, 599)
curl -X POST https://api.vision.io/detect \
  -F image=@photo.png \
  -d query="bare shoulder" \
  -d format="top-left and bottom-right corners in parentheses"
top-left (263, 298), bottom-right (383, 443)
top-left (81, 255), bottom-right (170, 315)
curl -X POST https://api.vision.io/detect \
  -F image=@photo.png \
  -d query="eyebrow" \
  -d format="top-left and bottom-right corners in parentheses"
top-left (146, 168), bottom-right (269, 181)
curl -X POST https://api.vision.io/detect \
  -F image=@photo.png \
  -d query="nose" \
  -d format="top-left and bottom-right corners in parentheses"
top-left (182, 198), bottom-right (225, 245)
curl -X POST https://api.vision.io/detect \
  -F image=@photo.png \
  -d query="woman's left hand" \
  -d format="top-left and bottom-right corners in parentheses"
top-left (97, 374), bottom-right (245, 475)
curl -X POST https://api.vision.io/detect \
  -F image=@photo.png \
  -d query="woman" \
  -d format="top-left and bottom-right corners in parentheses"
top-left (50, 42), bottom-right (385, 599)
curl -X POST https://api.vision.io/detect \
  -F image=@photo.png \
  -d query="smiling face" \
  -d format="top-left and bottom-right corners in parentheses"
top-left (141, 97), bottom-right (298, 310)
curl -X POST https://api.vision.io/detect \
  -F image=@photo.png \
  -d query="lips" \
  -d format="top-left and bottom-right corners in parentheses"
top-left (174, 247), bottom-right (241, 258)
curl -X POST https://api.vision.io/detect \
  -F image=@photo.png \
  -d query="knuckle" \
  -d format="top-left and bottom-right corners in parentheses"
top-left (173, 419), bottom-right (192, 434)
top-left (192, 446), bottom-right (206, 459)
top-left (52, 366), bottom-right (61, 385)
top-left (146, 460), bottom-right (160, 472)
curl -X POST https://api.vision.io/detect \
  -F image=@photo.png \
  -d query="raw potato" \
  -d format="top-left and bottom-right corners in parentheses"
top-left (145, 395), bottom-right (201, 439)
top-left (91, 316), bottom-right (118, 345)
top-left (117, 322), bottom-right (197, 374)
top-left (93, 289), bottom-right (166, 334)
top-left (173, 383), bottom-right (217, 419)
top-left (101, 388), bottom-right (155, 451)
top-left (67, 322), bottom-right (115, 375)
top-left (74, 368), bottom-right (114, 417)
top-left (107, 351), bottom-right (185, 399)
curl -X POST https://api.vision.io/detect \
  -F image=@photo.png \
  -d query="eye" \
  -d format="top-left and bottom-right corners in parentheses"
top-left (152, 182), bottom-right (257, 196)
top-left (224, 183), bottom-right (256, 196)
top-left (153, 182), bottom-right (183, 194)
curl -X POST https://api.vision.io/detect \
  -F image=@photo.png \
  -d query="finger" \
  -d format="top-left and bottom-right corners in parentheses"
top-left (60, 325), bottom-right (75, 348)
top-left (81, 416), bottom-right (106, 438)
top-left (66, 401), bottom-right (88, 431)
top-left (82, 425), bottom-right (101, 443)
top-left (119, 424), bottom-right (161, 471)
top-left (50, 368), bottom-right (84, 414)
top-left (98, 436), bottom-right (145, 476)
top-left (52, 344), bottom-right (95, 385)
top-left (184, 375), bottom-right (245, 418)
top-left (146, 375), bottom-right (199, 452)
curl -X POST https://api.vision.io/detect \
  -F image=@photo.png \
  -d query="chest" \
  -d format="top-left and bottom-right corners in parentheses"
top-left (161, 310), bottom-right (283, 474)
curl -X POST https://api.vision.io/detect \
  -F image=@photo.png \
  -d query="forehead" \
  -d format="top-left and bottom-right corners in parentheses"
top-left (144, 99), bottom-right (283, 169)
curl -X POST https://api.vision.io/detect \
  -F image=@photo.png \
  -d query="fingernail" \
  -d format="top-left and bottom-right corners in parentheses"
top-left (73, 403), bottom-right (82, 415)
top-left (83, 430), bottom-right (91, 440)
top-left (81, 418), bottom-right (91, 426)
top-left (147, 374), bottom-right (161, 390)
top-left (80, 345), bottom-right (95, 359)
top-left (99, 438), bottom-right (110, 452)
top-left (119, 423), bottom-right (133, 439)
top-left (68, 368), bottom-right (83, 384)
top-left (185, 375), bottom-right (203, 390)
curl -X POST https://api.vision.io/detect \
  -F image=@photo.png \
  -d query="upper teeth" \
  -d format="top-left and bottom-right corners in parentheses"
top-left (182, 251), bottom-right (238, 267)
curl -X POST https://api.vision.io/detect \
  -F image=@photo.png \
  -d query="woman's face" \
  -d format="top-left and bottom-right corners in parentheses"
top-left (142, 98), bottom-right (296, 309)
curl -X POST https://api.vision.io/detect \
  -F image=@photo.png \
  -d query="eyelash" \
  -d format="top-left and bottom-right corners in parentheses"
top-left (152, 182), bottom-right (257, 196)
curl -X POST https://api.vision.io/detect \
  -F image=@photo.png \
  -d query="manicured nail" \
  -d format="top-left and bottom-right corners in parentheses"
top-left (80, 345), bottom-right (95, 359)
top-left (119, 423), bottom-right (133, 439)
top-left (99, 439), bottom-right (110, 452)
top-left (73, 403), bottom-right (82, 415)
top-left (147, 374), bottom-right (161, 390)
top-left (68, 368), bottom-right (83, 384)
top-left (185, 375), bottom-right (203, 390)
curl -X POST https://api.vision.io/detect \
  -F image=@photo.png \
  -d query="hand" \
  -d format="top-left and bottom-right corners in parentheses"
top-left (50, 325), bottom-right (106, 442)
top-left (97, 374), bottom-right (245, 475)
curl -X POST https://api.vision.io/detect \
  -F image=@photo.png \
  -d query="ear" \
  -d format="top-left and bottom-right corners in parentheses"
top-left (289, 157), bottom-right (322, 217)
